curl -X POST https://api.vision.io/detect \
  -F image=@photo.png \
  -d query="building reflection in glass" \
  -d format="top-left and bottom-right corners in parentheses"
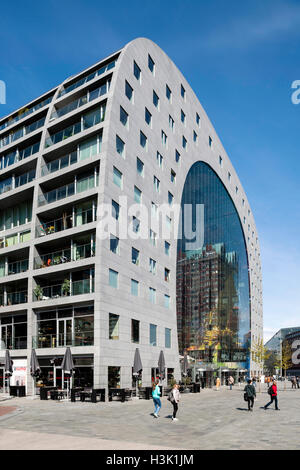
top-left (177, 162), bottom-right (250, 372)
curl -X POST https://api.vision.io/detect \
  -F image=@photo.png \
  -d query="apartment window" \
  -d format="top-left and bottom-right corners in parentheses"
top-left (149, 258), bottom-right (156, 274)
top-left (181, 109), bottom-right (186, 124)
top-left (166, 84), bottom-right (172, 101)
top-left (125, 81), bottom-right (133, 101)
top-left (151, 202), bottom-right (158, 219)
top-left (133, 61), bottom-right (141, 81)
top-left (120, 107), bottom-right (129, 127)
top-left (148, 54), bottom-right (155, 73)
top-left (193, 131), bottom-right (198, 143)
top-left (228, 172), bottom-right (231, 182)
top-left (164, 295), bottom-right (170, 309)
top-left (131, 279), bottom-right (139, 296)
top-left (156, 151), bottom-right (163, 168)
top-left (171, 169), bottom-right (176, 183)
top-left (109, 269), bottom-right (118, 288)
top-left (140, 131), bottom-right (147, 149)
top-left (109, 313), bottom-right (119, 340)
top-left (243, 217), bottom-right (246, 224)
top-left (181, 84), bottom-right (186, 99)
top-left (153, 90), bottom-right (159, 108)
top-left (116, 135), bottom-right (125, 157)
top-left (110, 234), bottom-right (119, 254)
top-left (136, 157), bottom-right (144, 176)
top-left (165, 328), bottom-right (171, 348)
top-left (132, 216), bottom-right (140, 233)
top-left (165, 268), bottom-right (170, 282)
top-left (149, 288), bottom-right (156, 304)
top-left (175, 149), bottom-right (180, 163)
top-left (113, 167), bottom-right (123, 188)
top-left (132, 247), bottom-right (140, 265)
top-left (196, 112), bottom-right (200, 126)
top-left (150, 229), bottom-right (156, 246)
top-left (242, 199), bottom-right (245, 206)
top-left (168, 191), bottom-right (174, 205)
top-left (219, 156), bottom-right (223, 167)
top-left (154, 176), bottom-right (160, 192)
top-left (169, 115), bottom-right (174, 131)
top-left (131, 319), bottom-right (140, 343)
top-left (165, 241), bottom-right (170, 256)
top-left (150, 323), bottom-right (157, 346)
top-left (209, 136), bottom-right (213, 148)
top-left (236, 186), bottom-right (239, 194)
top-left (112, 200), bottom-right (120, 220)
top-left (182, 136), bottom-right (187, 149)
top-left (145, 108), bottom-right (152, 126)
top-left (161, 130), bottom-right (167, 147)
top-left (134, 186), bottom-right (142, 204)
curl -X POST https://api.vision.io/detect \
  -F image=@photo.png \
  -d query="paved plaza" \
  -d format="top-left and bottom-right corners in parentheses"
top-left (0, 384), bottom-right (299, 450)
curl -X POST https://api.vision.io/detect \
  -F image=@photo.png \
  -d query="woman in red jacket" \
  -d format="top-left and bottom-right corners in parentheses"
top-left (264, 380), bottom-right (280, 410)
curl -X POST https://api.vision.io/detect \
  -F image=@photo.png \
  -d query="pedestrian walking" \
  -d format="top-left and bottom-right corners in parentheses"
top-left (252, 377), bottom-right (257, 389)
top-left (229, 375), bottom-right (234, 390)
top-left (291, 377), bottom-right (297, 389)
top-left (244, 379), bottom-right (256, 411)
top-left (171, 383), bottom-right (181, 421)
top-left (152, 379), bottom-right (161, 418)
top-left (264, 380), bottom-right (280, 410)
top-left (216, 377), bottom-right (221, 391)
top-left (296, 376), bottom-right (300, 389)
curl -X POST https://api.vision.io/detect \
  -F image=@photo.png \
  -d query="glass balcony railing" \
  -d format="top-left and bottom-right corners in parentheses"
top-left (0, 170), bottom-right (35, 196)
top-left (36, 207), bottom-right (96, 237)
top-left (0, 117), bottom-right (45, 149)
top-left (0, 96), bottom-right (52, 132)
top-left (0, 142), bottom-right (40, 171)
top-left (0, 336), bottom-right (27, 350)
top-left (41, 151), bottom-right (78, 177)
top-left (51, 81), bottom-right (110, 121)
top-left (58, 59), bottom-right (116, 97)
top-left (34, 243), bottom-right (94, 269)
top-left (32, 330), bottom-right (94, 349)
top-left (33, 279), bottom-right (94, 301)
top-left (8, 259), bottom-right (29, 275)
top-left (44, 105), bottom-right (105, 148)
top-left (0, 291), bottom-right (28, 306)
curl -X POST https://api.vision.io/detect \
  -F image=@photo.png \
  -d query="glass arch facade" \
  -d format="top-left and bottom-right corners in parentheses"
top-left (177, 162), bottom-right (250, 372)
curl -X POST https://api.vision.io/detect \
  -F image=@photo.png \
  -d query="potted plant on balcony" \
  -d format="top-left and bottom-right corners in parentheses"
top-left (53, 256), bottom-right (61, 265)
top-left (62, 279), bottom-right (70, 296)
top-left (33, 285), bottom-right (43, 301)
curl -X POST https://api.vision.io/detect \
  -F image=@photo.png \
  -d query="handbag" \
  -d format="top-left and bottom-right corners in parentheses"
top-left (244, 392), bottom-right (248, 402)
top-left (167, 390), bottom-right (175, 403)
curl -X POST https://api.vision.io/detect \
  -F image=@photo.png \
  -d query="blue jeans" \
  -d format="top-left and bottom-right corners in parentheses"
top-left (153, 397), bottom-right (161, 415)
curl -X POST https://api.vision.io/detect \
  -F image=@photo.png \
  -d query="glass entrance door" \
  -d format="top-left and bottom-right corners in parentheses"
top-left (57, 318), bottom-right (73, 347)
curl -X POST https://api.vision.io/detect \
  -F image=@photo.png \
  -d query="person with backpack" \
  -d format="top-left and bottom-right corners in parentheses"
top-left (264, 380), bottom-right (279, 410)
top-left (244, 379), bottom-right (256, 411)
top-left (152, 379), bottom-right (161, 418)
top-left (168, 383), bottom-right (181, 421)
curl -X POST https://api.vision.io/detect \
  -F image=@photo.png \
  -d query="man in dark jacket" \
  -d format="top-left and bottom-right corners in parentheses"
top-left (244, 379), bottom-right (256, 411)
top-left (264, 380), bottom-right (279, 410)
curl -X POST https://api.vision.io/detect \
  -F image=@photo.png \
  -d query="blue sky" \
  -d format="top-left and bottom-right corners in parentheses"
top-left (0, 0), bottom-right (299, 341)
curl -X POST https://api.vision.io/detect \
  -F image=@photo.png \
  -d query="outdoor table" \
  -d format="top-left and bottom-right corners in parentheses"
top-left (91, 388), bottom-right (105, 402)
top-left (9, 385), bottom-right (26, 397)
top-left (109, 388), bottom-right (125, 402)
top-left (71, 387), bottom-right (84, 402)
top-left (40, 386), bottom-right (57, 400)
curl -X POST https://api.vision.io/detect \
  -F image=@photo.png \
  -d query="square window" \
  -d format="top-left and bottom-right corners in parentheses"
top-left (132, 247), bottom-right (140, 265)
top-left (169, 115), bottom-right (174, 131)
top-left (110, 234), bottom-right (119, 254)
top-left (181, 109), bottom-right (186, 124)
top-left (181, 85), bottom-right (185, 99)
top-left (132, 216), bottom-right (140, 233)
top-left (166, 84), bottom-right (172, 101)
top-left (165, 327), bottom-right (171, 347)
top-left (182, 136), bottom-right (187, 149)
top-left (149, 288), bottom-right (156, 305)
top-left (112, 200), bottom-right (120, 220)
top-left (168, 191), bottom-right (173, 205)
top-left (156, 151), bottom-right (163, 168)
top-left (109, 313), bottom-right (119, 340)
top-left (175, 149), bottom-right (180, 163)
top-left (161, 130), bottom-right (167, 147)
top-left (120, 107), bottom-right (128, 127)
top-left (150, 229), bottom-right (156, 246)
top-left (171, 169), bottom-right (176, 183)
top-left (137, 157), bottom-right (144, 176)
top-left (165, 268), bottom-right (170, 282)
top-left (125, 80), bottom-right (133, 101)
top-left (219, 156), bottom-right (223, 167)
top-left (165, 241), bottom-right (170, 256)
top-left (116, 135), bottom-right (125, 157)
top-left (140, 131), bottom-right (147, 149)
top-left (164, 295), bottom-right (170, 309)
top-left (145, 108), bottom-right (152, 126)
top-left (134, 185), bottom-right (142, 203)
top-left (228, 172), bottom-right (231, 182)
top-left (131, 319), bottom-right (140, 343)
top-left (196, 113), bottom-right (200, 127)
top-left (149, 258), bottom-right (156, 274)
top-left (153, 90), bottom-right (159, 108)
top-left (131, 279), bottom-right (139, 296)
top-left (151, 202), bottom-right (158, 218)
top-left (113, 167), bottom-right (123, 188)
top-left (109, 269), bottom-right (118, 288)
top-left (193, 131), bottom-right (198, 143)
top-left (133, 61), bottom-right (141, 81)
top-left (154, 175), bottom-right (160, 192)
top-left (209, 136), bottom-right (213, 147)
top-left (148, 54), bottom-right (155, 73)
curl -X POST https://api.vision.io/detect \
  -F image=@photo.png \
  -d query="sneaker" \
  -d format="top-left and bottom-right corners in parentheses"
top-left (154, 413), bottom-right (158, 418)
top-left (172, 417), bottom-right (178, 421)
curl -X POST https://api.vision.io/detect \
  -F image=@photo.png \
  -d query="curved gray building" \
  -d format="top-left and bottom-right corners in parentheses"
top-left (0, 38), bottom-right (263, 394)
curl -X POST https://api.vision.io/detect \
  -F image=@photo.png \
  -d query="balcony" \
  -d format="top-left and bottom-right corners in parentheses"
top-left (0, 336), bottom-right (27, 350)
top-left (0, 169), bottom-right (35, 196)
top-left (0, 141), bottom-right (40, 171)
top-left (0, 96), bottom-right (52, 132)
top-left (0, 116), bottom-right (45, 149)
top-left (58, 58), bottom-right (116, 97)
top-left (32, 330), bottom-right (94, 349)
top-left (0, 290), bottom-right (28, 306)
top-left (8, 259), bottom-right (29, 276)
top-left (44, 105), bottom-right (105, 149)
top-left (33, 278), bottom-right (94, 301)
top-left (34, 243), bottom-right (94, 269)
top-left (36, 204), bottom-right (96, 237)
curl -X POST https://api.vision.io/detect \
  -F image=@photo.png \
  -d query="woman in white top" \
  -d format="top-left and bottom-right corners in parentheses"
top-left (171, 383), bottom-right (181, 421)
